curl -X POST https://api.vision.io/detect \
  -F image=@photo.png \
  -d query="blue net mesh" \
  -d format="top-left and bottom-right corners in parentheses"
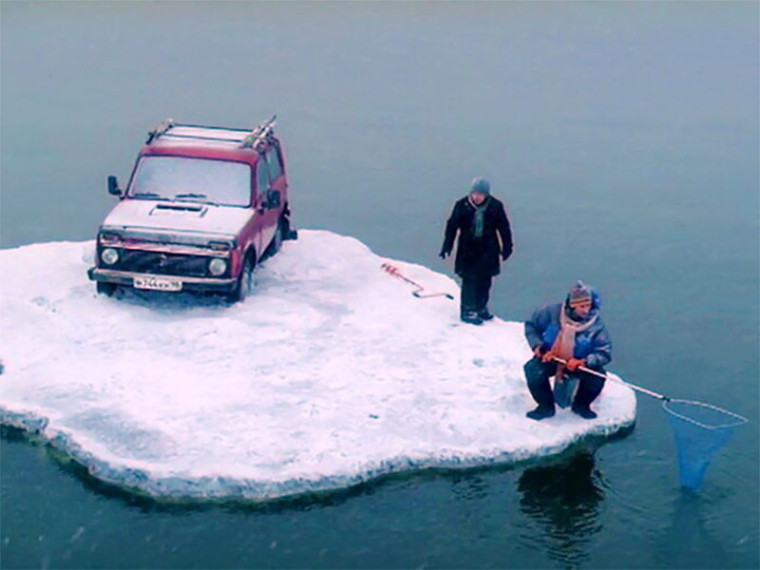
top-left (663, 399), bottom-right (747, 490)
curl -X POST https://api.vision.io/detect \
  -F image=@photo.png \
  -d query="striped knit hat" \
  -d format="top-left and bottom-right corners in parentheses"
top-left (567, 280), bottom-right (592, 305)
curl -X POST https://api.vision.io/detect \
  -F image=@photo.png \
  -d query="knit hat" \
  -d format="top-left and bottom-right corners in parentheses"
top-left (567, 280), bottom-right (592, 305)
top-left (470, 177), bottom-right (491, 196)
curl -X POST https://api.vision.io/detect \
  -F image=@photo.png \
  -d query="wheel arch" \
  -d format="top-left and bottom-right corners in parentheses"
top-left (243, 244), bottom-right (257, 269)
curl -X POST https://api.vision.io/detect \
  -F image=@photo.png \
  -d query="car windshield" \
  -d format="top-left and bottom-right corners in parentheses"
top-left (129, 156), bottom-right (251, 207)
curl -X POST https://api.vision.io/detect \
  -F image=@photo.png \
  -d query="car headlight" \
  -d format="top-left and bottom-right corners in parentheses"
top-left (101, 248), bottom-right (119, 265)
top-left (208, 257), bottom-right (227, 276)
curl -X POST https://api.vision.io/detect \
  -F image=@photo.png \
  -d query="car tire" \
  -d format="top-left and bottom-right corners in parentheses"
top-left (96, 282), bottom-right (117, 297)
top-left (228, 253), bottom-right (255, 303)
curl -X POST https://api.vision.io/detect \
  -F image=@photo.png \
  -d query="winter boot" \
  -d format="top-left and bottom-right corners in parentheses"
top-left (571, 404), bottom-right (597, 420)
top-left (461, 311), bottom-right (483, 326)
top-left (526, 405), bottom-right (556, 421)
top-left (478, 307), bottom-right (494, 321)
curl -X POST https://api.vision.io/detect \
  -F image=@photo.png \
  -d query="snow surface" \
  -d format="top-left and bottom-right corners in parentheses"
top-left (0, 230), bottom-right (636, 501)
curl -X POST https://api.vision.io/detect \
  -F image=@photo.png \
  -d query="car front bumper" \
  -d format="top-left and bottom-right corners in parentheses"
top-left (88, 267), bottom-right (238, 293)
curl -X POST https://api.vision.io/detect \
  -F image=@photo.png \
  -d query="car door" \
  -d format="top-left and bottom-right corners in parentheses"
top-left (255, 154), bottom-right (277, 254)
top-left (265, 144), bottom-right (287, 215)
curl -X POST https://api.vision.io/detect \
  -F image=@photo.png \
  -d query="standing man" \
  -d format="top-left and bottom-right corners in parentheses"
top-left (440, 177), bottom-right (513, 325)
top-left (523, 281), bottom-right (612, 420)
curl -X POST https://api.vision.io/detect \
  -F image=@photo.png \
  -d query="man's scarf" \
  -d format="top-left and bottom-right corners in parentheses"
top-left (468, 195), bottom-right (489, 239)
top-left (552, 305), bottom-right (597, 379)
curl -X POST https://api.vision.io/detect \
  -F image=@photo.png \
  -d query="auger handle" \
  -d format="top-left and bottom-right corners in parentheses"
top-left (381, 263), bottom-right (454, 301)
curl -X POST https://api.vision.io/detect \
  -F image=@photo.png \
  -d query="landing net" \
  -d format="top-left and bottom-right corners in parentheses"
top-left (662, 399), bottom-right (748, 490)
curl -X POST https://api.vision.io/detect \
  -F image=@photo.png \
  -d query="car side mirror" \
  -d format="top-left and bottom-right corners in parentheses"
top-left (266, 189), bottom-right (281, 209)
top-left (107, 175), bottom-right (121, 196)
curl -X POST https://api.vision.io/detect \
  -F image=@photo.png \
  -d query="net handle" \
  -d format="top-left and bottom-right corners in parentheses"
top-left (551, 357), bottom-right (669, 401)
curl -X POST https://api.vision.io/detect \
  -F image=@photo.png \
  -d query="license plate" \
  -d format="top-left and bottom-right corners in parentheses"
top-left (133, 276), bottom-right (182, 292)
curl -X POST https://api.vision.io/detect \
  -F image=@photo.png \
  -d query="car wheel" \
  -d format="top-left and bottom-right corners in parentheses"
top-left (228, 253), bottom-right (255, 303)
top-left (96, 282), bottom-right (117, 297)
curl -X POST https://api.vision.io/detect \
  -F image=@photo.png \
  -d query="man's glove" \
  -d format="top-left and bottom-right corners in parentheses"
top-left (533, 346), bottom-right (546, 359)
top-left (439, 249), bottom-right (450, 260)
top-left (501, 247), bottom-right (512, 261)
top-left (566, 358), bottom-right (585, 372)
top-left (541, 350), bottom-right (556, 363)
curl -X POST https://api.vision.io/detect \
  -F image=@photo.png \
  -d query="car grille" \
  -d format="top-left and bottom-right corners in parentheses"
top-left (115, 250), bottom-right (216, 277)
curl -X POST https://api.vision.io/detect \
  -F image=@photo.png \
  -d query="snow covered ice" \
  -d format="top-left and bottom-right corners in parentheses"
top-left (0, 230), bottom-right (636, 501)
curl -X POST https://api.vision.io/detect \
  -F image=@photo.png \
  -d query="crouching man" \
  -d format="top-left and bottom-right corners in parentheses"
top-left (523, 281), bottom-right (612, 420)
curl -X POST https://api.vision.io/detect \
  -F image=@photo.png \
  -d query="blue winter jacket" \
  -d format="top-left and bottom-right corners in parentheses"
top-left (524, 302), bottom-right (612, 369)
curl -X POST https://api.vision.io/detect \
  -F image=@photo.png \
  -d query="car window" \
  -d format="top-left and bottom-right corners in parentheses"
top-left (266, 146), bottom-right (283, 180)
top-left (256, 157), bottom-right (270, 197)
top-left (129, 156), bottom-right (251, 207)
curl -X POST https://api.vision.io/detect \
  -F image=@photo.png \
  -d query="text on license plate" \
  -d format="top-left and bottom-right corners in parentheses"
top-left (134, 276), bottom-right (183, 291)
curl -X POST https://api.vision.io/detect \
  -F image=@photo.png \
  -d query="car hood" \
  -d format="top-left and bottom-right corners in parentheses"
top-left (101, 199), bottom-right (253, 238)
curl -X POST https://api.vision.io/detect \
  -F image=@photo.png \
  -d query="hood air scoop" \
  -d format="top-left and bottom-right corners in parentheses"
top-left (151, 203), bottom-right (207, 216)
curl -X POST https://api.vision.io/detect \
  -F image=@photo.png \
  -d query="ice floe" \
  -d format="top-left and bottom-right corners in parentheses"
top-left (0, 230), bottom-right (636, 500)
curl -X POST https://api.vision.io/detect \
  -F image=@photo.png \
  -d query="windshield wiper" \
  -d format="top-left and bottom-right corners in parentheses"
top-left (174, 193), bottom-right (217, 206)
top-left (132, 191), bottom-right (169, 200)
top-left (174, 193), bottom-right (207, 200)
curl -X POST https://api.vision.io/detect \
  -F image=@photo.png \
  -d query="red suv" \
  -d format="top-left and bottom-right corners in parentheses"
top-left (88, 116), bottom-right (295, 302)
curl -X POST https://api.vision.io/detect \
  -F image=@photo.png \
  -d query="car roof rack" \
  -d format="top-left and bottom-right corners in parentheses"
top-left (145, 115), bottom-right (277, 150)
top-left (146, 118), bottom-right (176, 144)
top-left (239, 115), bottom-right (277, 150)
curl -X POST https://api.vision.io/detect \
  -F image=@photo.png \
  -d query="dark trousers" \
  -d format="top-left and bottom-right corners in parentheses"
top-left (461, 274), bottom-right (492, 315)
top-left (523, 357), bottom-right (606, 409)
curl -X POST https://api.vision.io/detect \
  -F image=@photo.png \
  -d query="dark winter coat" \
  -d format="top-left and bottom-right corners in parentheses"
top-left (524, 302), bottom-right (612, 369)
top-left (441, 196), bottom-right (513, 278)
